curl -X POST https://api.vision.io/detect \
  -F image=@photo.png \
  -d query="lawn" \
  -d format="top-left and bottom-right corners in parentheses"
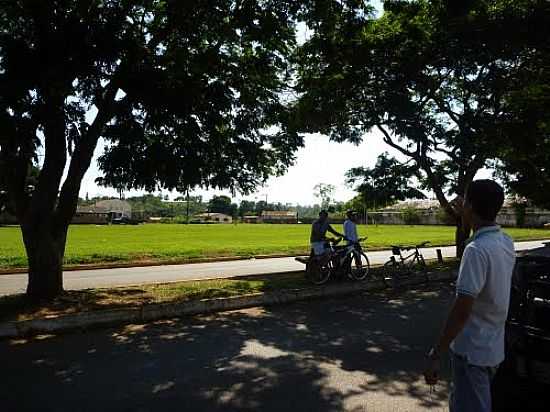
top-left (0, 223), bottom-right (548, 269)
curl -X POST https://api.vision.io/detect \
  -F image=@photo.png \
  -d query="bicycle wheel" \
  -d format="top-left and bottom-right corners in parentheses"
top-left (307, 256), bottom-right (332, 285)
top-left (410, 254), bottom-right (428, 282)
top-left (350, 252), bottom-right (370, 281)
top-left (381, 259), bottom-right (399, 288)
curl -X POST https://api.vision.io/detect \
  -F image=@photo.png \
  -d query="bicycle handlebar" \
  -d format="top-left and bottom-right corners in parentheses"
top-left (391, 241), bottom-right (430, 251)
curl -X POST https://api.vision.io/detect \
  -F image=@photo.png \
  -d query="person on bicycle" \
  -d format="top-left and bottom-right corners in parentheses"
top-left (343, 209), bottom-right (363, 267)
top-left (310, 210), bottom-right (343, 256)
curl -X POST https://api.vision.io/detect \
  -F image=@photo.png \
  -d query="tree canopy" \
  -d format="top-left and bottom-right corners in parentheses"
top-left (494, 46), bottom-right (550, 209)
top-left (346, 153), bottom-right (425, 209)
top-left (292, 0), bottom-right (550, 252)
top-left (0, 0), bottom-right (304, 298)
top-left (207, 195), bottom-right (238, 217)
top-left (313, 183), bottom-right (336, 210)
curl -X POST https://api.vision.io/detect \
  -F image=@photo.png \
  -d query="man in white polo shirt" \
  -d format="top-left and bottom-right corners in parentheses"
top-left (423, 180), bottom-right (516, 412)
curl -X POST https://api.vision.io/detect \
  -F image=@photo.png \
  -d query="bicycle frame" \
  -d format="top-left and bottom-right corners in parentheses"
top-left (394, 247), bottom-right (422, 266)
top-left (304, 238), bottom-right (370, 284)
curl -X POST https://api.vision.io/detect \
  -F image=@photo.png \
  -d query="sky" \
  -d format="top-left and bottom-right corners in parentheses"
top-left (79, 130), bottom-right (404, 206)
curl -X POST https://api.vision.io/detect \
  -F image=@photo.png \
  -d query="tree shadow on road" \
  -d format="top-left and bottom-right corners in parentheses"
top-left (2, 282), bottom-right (456, 411)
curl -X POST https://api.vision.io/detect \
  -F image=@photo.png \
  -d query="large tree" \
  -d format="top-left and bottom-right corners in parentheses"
top-left (0, 1), bottom-right (302, 298)
top-left (346, 152), bottom-right (426, 210)
top-left (207, 195), bottom-right (237, 217)
top-left (494, 46), bottom-right (550, 209)
top-left (293, 0), bottom-right (550, 255)
top-left (238, 199), bottom-right (256, 217)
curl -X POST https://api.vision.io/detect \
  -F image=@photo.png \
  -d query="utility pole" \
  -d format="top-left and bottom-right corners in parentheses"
top-left (186, 188), bottom-right (190, 224)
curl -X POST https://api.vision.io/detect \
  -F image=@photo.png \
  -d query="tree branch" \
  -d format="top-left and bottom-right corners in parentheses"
top-left (56, 78), bottom-right (122, 226)
top-left (463, 154), bottom-right (486, 191)
top-left (432, 144), bottom-right (458, 162)
top-left (376, 122), bottom-right (457, 219)
top-left (27, 91), bottom-right (67, 224)
top-left (376, 124), bottom-right (415, 158)
top-left (418, 155), bottom-right (457, 219)
top-left (0, 113), bottom-right (33, 219)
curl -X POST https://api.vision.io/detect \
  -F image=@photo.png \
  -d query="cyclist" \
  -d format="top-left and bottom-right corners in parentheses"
top-left (310, 210), bottom-right (344, 256)
top-left (343, 209), bottom-right (363, 268)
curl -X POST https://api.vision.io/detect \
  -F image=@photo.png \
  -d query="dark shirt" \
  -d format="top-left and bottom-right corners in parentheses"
top-left (310, 219), bottom-right (333, 243)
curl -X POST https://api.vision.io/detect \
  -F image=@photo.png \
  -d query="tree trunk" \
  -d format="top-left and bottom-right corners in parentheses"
top-left (455, 217), bottom-right (471, 259)
top-left (21, 220), bottom-right (68, 299)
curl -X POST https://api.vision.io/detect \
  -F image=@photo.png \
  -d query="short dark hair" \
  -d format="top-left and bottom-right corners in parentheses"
top-left (465, 180), bottom-right (504, 221)
top-left (319, 210), bottom-right (328, 217)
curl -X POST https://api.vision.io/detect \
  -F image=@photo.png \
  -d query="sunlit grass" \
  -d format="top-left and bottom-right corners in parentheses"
top-left (0, 223), bottom-right (548, 269)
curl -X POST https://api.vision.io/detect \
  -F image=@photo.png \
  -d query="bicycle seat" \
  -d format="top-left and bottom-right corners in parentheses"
top-left (392, 244), bottom-right (418, 253)
top-left (416, 241), bottom-right (430, 248)
top-left (391, 245), bottom-right (402, 255)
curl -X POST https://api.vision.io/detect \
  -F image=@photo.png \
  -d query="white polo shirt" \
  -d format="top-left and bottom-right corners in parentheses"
top-left (450, 225), bottom-right (516, 366)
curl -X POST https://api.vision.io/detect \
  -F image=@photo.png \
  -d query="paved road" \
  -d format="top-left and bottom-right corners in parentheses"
top-left (1, 240), bottom-right (548, 296)
top-left (1, 283), bottom-right (455, 411)
top-left (2, 282), bottom-right (545, 412)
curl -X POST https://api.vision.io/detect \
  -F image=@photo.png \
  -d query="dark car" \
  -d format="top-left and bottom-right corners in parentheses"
top-left (505, 242), bottom-right (550, 385)
top-left (111, 216), bottom-right (140, 225)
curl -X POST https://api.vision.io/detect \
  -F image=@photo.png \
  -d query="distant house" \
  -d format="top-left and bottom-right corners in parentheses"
top-left (382, 199), bottom-right (441, 211)
top-left (242, 215), bottom-right (260, 224)
top-left (260, 210), bottom-right (298, 224)
top-left (72, 199), bottom-right (133, 224)
top-left (72, 207), bottom-right (110, 224)
top-left (195, 212), bottom-right (233, 224)
top-left (94, 199), bottom-right (132, 219)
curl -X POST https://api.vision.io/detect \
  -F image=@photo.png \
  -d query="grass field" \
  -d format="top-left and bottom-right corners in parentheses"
top-left (0, 223), bottom-right (549, 269)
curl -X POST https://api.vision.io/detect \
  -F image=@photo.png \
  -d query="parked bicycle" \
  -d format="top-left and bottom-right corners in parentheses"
top-left (296, 237), bottom-right (370, 285)
top-left (381, 241), bottom-right (430, 287)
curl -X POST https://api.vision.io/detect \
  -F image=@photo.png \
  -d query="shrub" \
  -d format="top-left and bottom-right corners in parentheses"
top-left (435, 207), bottom-right (456, 225)
top-left (512, 201), bottom-right (528, 227)
top-left (402, 207), bottom-right (421, 225)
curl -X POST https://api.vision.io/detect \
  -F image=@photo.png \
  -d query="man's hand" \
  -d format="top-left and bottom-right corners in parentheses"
top-left (423, 358), bottom-right (441, 385)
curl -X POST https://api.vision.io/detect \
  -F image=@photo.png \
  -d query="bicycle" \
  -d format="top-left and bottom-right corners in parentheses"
top-left (297, 237), bottom-right (370, 285)
top-left (381, 241), bottom-right (430, 287)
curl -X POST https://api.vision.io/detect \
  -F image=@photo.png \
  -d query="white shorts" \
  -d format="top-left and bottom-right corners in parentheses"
top-left (311, 241), bottom-right (328, 256)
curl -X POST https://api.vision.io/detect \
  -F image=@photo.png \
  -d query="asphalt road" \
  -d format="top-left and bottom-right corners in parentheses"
top-left (1, 283), bottom-right (456, 412)
top-left (1, 240), bottom-right (548, 296)
top-left (2, 282), bottom-right (545, 411)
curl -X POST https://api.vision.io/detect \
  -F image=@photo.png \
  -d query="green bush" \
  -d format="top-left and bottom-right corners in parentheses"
top-left (512, 201), bottom-right (527, 227)
top-left (435, 207), bottom-right (456, 225)
top-left (402, 207), bottom-right (421, 225)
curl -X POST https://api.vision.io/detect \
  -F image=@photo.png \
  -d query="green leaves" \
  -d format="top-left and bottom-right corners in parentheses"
top-left (346, 152), bottom-right (425, 209)
top-left (95, 1), bottom-right (303, 194)
top-left (293, 0), bottom-right (550, 207)
top-left (0, 0), bottom-right (312, 213)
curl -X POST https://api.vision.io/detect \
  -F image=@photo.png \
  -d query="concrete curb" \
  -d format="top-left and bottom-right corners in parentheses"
top-left (0, 271), bottom-right (456, 339)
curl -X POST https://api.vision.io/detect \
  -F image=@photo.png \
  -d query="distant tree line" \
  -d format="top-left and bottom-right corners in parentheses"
top-left (78, 194), bottom-right (324, 219)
